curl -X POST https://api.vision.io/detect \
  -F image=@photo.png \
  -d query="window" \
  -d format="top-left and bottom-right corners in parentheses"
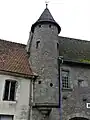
top-left (0, 115), bottom-right (13, 120)
top-left (49, 25), bottom-right (51, 28)
top-left (39, 25), bottom-right (41, 28)
top-left (38, 81), bottom-right (41, 84)
top-left (36, 40), bottom-right (40, 49)
top-left (3, 80), bottom-right (16, 101)
top-left (61, 70), bottom-right (69, 89)
top-left (57, 43), bottom-right (59, 56)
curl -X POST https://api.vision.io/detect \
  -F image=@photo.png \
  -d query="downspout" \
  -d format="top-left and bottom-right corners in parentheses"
top-left (30, 78), bottom-right (33, 120)
top-left (27, 30), bottom-right (34, 120)
top-left (27, 30), bottom-right (38, 120)
top-left (28, 76), bottom-right (37, 120)
top-left (28, 77), bottom-right (34, 120)
top-left (58, 56), bottom-right (63, 120)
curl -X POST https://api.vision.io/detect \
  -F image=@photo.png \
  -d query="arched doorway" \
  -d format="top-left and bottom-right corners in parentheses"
top-left (70, 117), bottom-right (89, 120)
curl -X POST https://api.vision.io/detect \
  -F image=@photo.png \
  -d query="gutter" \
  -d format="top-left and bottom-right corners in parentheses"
top-left (0, 69), bottom-right (35, 79)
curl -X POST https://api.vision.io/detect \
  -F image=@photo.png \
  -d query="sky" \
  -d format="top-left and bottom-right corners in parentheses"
top-left (0, 0), bottom-right (90, 44)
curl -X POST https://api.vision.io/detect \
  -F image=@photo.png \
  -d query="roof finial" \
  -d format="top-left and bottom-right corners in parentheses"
top-left (45, 1), bottom-right (49, 8)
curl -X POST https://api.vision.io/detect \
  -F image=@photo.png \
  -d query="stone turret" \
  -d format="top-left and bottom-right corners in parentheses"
top-left (28, 6), bottom-right (61, 104)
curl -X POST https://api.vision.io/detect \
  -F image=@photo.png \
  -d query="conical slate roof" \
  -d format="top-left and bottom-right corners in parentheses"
top-left (37, 8), bottom-right (57, 23)
top-left (31, 7), bottom-right (61, 33)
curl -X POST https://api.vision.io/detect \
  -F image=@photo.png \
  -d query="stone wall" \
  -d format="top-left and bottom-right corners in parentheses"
top-left (32, 63), bottom-right (90, 120)
top-left (61, 64), bottom-right (90, 120)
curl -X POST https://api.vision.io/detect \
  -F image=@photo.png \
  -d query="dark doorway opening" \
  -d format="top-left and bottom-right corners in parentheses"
top-left (70, 117), bottom-right (89, 120)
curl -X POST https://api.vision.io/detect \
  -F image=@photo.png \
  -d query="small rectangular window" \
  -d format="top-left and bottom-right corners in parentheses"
top-left (3, 80), bottom-right (16, 101)
top-left (36, 41), bottom-right (40, 49)
top-left (61, 70), bottom-right (69, 89)
top-left (57, 43), bottom-right (59, 56)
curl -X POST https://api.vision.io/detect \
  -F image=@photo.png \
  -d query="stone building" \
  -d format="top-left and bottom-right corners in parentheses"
top-left (0, 5), bottom-right (90, 120)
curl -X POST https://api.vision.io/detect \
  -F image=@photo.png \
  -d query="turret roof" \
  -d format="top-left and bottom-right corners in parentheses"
top-left (31, 7), bottom-right (61, 33)
top-left (37, 8), bottom-right (56, 23)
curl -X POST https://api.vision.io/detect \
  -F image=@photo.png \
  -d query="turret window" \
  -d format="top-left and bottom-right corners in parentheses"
top-left (57, 43), bottom-right (59, 56)
top-left (57, 43), bottom-right (59, 49)
top-left (38, 81), bottom-right (41, 84)
top-left (36, 40), bottom-right (40, 49)
top-left (39, 25), bottom-right (41, 28)
top-left (49, 25), bottom-right (51, 28)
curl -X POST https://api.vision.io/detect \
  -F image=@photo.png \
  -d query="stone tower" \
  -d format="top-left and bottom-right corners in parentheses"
top-left (27, 6), bottom-right (61, 119)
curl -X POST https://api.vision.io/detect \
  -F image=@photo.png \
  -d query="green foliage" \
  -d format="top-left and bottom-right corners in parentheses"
top-left (80, 59), bottom-right (90, 63)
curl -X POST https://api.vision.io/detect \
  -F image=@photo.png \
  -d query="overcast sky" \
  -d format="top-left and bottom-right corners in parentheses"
top-left (0, 0), bottom-right (90, 44)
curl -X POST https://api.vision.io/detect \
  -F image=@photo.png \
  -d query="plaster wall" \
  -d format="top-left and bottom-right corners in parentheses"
top-left (0, 74), bottom-right (30, 120)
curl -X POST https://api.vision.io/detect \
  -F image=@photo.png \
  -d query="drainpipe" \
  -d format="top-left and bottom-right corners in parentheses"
top-left (28, 76), bottom-right (36, 120)
top-left (58, 56), bottom-right (63, 120)
top-left (30, 78), bottom-right (33, 120)
top-left (28, 78), bottom-right (32, 120)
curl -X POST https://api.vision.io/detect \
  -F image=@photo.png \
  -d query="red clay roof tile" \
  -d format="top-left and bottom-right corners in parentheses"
top-left (0, 39), bottom-right (33, 77)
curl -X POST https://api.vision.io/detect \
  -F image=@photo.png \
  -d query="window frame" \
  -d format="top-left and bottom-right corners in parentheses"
top-left (61, 69), bottom-right (70, 89)
top-left (3, 80), bottom-right (17, 101)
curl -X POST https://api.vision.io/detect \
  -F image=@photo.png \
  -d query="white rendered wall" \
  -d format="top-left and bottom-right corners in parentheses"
top-left (0, 74), bottom-right (31, 120)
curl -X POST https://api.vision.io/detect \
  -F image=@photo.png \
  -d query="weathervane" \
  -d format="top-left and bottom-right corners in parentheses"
top-left (45, 0), bottom-right (49, 8)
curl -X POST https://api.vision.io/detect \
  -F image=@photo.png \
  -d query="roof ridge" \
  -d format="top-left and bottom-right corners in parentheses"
top-left (0, 38), bottom-right (26, 46)
top-left (59, 36), bottom-right (90, 42)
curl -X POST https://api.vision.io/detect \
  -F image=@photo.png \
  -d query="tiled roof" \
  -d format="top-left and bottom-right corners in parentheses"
top-left (0, 39), bottom-right (33, 77)
top-left (31, 8), bottom-right (61, 33)
top-left (59, 36), bottom-right (90, 64)
top-left (1, 35), bottom-right (90, 77)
